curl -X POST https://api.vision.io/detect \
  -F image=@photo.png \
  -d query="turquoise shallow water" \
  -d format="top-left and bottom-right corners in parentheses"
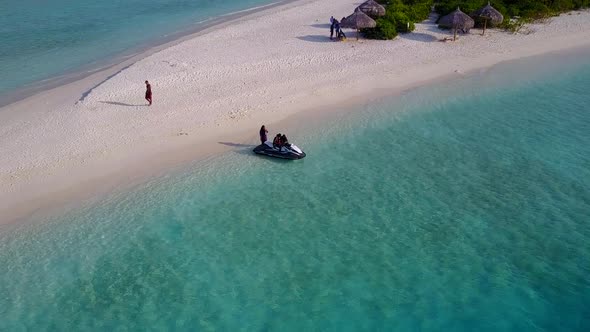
top-left (1, 51), bottom-right (590, 330)
top-left (0, 0), bottom-right (278, 96)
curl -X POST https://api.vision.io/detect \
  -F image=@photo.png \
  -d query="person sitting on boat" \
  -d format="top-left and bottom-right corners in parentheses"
top-left (273, 133), bottom-right (282, 150)
top-left (281, 134), bottom-right (289, 146)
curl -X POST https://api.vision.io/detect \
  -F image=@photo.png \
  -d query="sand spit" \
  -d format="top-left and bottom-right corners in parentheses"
top-left (1, 0), bottom-right (589, 224)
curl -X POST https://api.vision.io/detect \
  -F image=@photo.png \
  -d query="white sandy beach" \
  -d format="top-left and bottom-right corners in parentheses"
top-left (1, 0), bottom-right (590, 224)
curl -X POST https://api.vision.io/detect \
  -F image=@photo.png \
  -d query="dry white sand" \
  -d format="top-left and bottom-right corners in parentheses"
top-left (1, 0), bottom-right (590, 224)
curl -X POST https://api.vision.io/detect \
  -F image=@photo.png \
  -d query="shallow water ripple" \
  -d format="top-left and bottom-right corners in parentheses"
top-left (1, 56), bottom-right (590, 331)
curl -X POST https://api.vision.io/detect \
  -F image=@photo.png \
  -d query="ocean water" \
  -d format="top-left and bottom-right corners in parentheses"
top-left (1, 50), bottom-right (590, 330)
top-left (0, 0), bottom-right (279, 96)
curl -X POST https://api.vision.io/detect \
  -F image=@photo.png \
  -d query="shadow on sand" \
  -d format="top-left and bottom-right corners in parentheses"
top-left (297, 35), bottom-right (333, 43)
top-left (399, 32), bottom-right (438, 42)
top-left (99, 101), bottom-right (146, 107)
top-left (310, 23), bottom-right (331, 29)
top-left (218, 141), bottom-right (257, 148)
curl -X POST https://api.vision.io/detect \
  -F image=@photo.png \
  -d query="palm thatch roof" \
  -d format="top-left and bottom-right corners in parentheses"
top-left (438, 7), bottom-right (475, 31)
top-left (471, 2), bottom-right (504, 26)
top-left (341, 8), bottom-right (377, 29)
top-left (341, 8), bottom-right (377, 40)
top-left (357, 0), bottom-right (386, 18)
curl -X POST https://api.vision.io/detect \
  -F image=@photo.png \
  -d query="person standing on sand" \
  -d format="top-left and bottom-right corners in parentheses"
top-left (259, 125), bottom-right (268, 144)
top-left (330, 19), bottom-right (335, 39)
top-left (145, 80), bottom-right (152, 106)
top-left (334, 20), bottom-right (341, 39)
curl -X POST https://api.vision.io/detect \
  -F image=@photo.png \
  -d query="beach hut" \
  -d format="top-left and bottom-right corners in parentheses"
top-left (471, 2), bottom-right (504, 35)
top-left (438, 7), bottom-right (475, 41)
top-left (341, 8), bottom-right (377, 40)
top-left (357, 0), bottom-right (386, 18)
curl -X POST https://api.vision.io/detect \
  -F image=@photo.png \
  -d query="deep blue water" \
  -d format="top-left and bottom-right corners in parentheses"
top-left (0, 0), bottom-right (278, 96)
top-left (0, 50), bottom-right (589, 330)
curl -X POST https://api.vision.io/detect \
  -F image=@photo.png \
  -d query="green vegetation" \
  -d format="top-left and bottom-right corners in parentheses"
top-left (436, 0), bottom-right (590, 19)
top-left (363, 18), bottom-right (397, 39)
top-left (362, 0), bottom-right (589, 40)
top-left (361, 0), bottom-right (430, 39)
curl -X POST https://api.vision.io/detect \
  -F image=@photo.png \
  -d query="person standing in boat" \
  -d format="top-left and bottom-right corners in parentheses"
top-left (259, 125), bottom-right (268, 144)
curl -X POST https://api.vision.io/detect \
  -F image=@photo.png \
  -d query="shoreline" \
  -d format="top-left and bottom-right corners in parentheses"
top-left (1, 0), bottom-right (590, 226)
top-left (0, 0), bottom-right (295, 108)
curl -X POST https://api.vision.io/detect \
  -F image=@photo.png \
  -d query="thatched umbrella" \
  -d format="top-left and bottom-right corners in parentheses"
top-left (471, 2), bottom-right (504, 35)
top-left (341, 8), bottom-right (377, 40)
top-left (357, 0), bottom-right (386, 18)
top-left (438, 7), bottom-right (475, 41)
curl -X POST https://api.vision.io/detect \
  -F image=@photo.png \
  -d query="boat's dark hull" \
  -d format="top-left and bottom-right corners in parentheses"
top-left (253, 143), bottom-right (306, 160)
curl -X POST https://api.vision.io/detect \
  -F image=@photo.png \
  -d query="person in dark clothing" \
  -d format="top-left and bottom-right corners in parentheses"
top-left (338, 29), bottom-right (347, 41)
top-left (145, 80), bottom-right (152, 106)
top-left (334, 21), bottom-right (341, 38)
top-left (281, 134), bottom-right (289, 146)
top-left (273, 133), bottom-right (282, 150)
top-left (259, 125), bottom-right (268, 144)
top-left (330, 21), bottom-right (335, 39)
